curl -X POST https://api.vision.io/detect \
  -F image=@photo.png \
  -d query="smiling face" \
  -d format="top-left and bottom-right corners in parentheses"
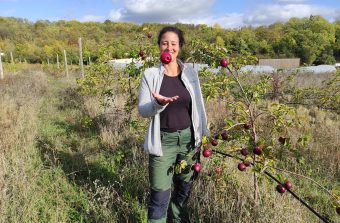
top-left (159, 31), bottom-right (180, 62)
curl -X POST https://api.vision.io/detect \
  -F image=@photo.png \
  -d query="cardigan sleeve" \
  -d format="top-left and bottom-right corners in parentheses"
top-left (138, 72), bottom-right (167, 118)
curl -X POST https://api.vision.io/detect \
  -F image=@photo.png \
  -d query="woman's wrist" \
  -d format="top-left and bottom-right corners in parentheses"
top-left (155, 98), bottom-right (166, 106)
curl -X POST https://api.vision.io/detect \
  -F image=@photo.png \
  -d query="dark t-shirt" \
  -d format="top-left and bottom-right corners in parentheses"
top-left (159, 73), bottom-right (192, 132)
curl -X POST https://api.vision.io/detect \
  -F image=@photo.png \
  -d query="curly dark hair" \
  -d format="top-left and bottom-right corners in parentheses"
top-left (157, 26), bottom-right (185, 48)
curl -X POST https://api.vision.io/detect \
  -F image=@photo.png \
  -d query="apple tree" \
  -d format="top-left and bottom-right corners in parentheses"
top-left (187, 39), bottom-right (340, 219)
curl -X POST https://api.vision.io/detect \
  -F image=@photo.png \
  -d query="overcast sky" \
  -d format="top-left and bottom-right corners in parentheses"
top-left (0, 0), bottom-right (339, 28)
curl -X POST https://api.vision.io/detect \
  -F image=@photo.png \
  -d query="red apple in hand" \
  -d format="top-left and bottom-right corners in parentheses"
top-left (276, 184), bottom-right (286, 193)
top-left (238, 163), bottom-right (246, 171)
top-left (284, 181), bottom-right (293, 190)
top-left (220, 58), bottom-right (229, 68)
top-left (202, 149), bottom-right (212, 158)
top-left (192, 163), bottom-right (202, 173)
top-left (160, 52), bottom-right (172, 64)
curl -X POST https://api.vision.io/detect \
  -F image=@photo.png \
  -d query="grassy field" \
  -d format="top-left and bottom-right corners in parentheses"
top-left (0, 65), bottom-right (339, 222)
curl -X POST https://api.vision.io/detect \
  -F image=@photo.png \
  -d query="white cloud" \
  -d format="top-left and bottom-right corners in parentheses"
top-left (276, 0), bottom-right (306, 3)
top-left (108, 0), bottom-right (214, 23)
top-left (104, 0), bottom-right (339, 28)
top-left (243, 3), bottom-right (338, 26)
top-left (180, 13), bottom-right (244, 29)
top-left (80, 15), bottom-right (104, 22)
top-left (109, 8), bottom-right (124, 21)
top-left (336, 13), bottom-right (340, 22)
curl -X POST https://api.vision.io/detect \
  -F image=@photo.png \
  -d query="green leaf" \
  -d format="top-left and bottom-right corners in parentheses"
top-left (224, 119), bottom-right (235, 127)
top-left (297, 156), bottom-right (305, 164)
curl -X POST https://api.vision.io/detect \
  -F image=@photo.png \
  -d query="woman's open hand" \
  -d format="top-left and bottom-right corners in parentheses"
top-left (152, 92), bottom-right (179, 105)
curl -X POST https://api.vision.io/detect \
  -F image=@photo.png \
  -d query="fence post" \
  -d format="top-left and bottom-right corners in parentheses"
top-left (0, 52), bottom-right (4, 80)
top-left (78, 37), bottom-right (84, 78)
top-left (63, 49), bottom-right (69, 77)
top-left (57, 53), bottom-right (60, 69)
top-left (10, 52), bottom-right (14, 64)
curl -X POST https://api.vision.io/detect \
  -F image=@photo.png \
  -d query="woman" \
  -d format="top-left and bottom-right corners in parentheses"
top-left (138, 26), bottom-right (209, 223)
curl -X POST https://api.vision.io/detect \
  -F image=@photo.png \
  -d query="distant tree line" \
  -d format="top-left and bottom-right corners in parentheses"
top-left (0, 15), bottom-right (339, 65)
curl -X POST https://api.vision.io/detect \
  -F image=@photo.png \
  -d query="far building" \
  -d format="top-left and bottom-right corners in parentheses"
top-left (258, 58), bottom-right (301, 69)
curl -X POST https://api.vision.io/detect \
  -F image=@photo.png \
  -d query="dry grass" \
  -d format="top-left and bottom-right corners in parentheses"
top-left (283, 70), bottom-right (336, 89)
top-left (0, 70), bottom-right (48, 221)
top-left (0, 68), bottom-right (94, 222)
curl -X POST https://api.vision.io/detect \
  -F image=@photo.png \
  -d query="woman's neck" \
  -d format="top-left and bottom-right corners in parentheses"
top-left (164, 60), bottom-right (181, 77)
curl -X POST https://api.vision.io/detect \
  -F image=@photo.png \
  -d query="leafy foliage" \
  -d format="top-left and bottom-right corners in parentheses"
top-left (0, 16), bottom-right (339, 64)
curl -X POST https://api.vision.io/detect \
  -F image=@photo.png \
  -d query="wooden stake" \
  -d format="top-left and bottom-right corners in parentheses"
top-left (10, 52), bottom-right (14, 64)
top-left (78, 37), bottom-right (84, 78)
top-left (0, 53), bottom-right (4, 80)
top-left (64, 49), bottom-right (69, 77)
top-left (57, 53), bottom-right (60, 69)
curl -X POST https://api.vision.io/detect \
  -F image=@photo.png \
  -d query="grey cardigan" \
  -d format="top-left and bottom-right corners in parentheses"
top-left (137, 59), bottom-right (209, 156)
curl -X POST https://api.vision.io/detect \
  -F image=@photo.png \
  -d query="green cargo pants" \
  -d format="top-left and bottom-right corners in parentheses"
top-left (148, 127), bottom-right (197, 223)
